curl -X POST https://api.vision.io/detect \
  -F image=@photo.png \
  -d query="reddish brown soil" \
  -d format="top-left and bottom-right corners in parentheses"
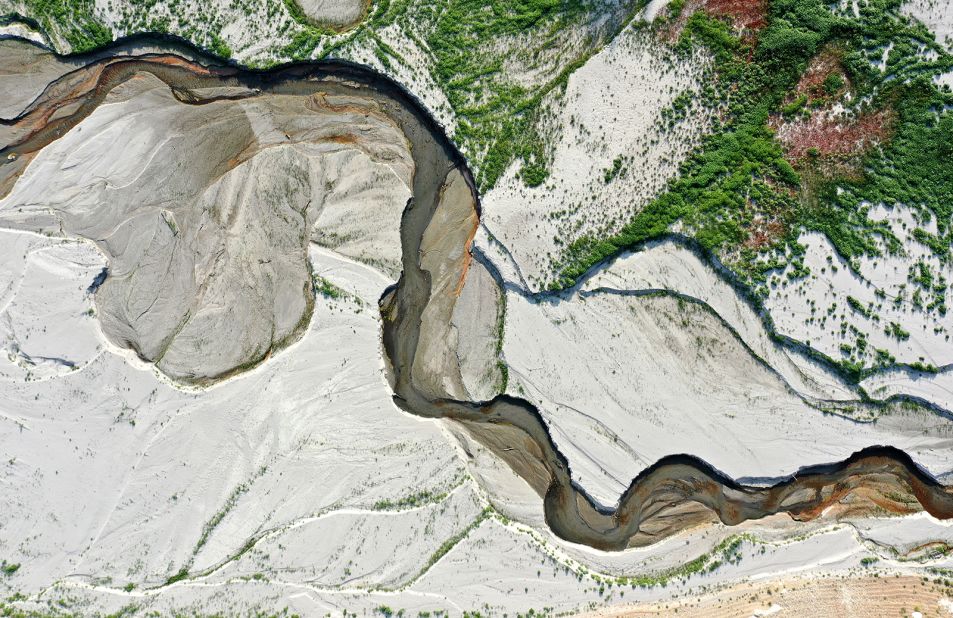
top-left (743, 216), bottom-right (787, 250)
top-left (661, 0), bottom-right (703, 42)
top-left (791, 46), bottom-right (851, 102)
top-left (704, 0), bottom-right (768, 31)
top-left (663, 0), bottom-right (767, 42)
top-left (773, 107), bottom-right (894, 161)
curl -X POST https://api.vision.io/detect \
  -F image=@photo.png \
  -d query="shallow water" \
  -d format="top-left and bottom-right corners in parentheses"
top-left (3, 35), bottom-right (952, 552)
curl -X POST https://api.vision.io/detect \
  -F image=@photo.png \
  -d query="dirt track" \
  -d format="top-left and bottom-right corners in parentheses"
top-left (584, 574), bottom-right (953, 617)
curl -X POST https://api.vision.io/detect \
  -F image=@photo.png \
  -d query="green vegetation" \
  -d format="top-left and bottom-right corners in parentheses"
top-left (847, 81), bottom-right (953, 248)
top-left (661, 90), bottom-right (695, 127)
top-left (909, 361), bottom-right (939, 373)
top-left (282, 0), bottom-right (313, 26)
top-left (821, 72), bottom-right (844, 96)
top-left (164, 568), bottom-right (190, 585)
top-left (875, 348), bottom-right (895, 366)
top-left (0, 600), bottom-right (302, 618)
top-left (313, 275), bottom-right (345, 300)
top-left (17, 0), bottom-right (113, 52)
top-left (885, 321), bottom-right (910, 341)
top-left (421, 0), bottom-right (645, 189)
top-left (190, 465), bottom-right (268, 562)
top-left (490, 528), bottom-right (756, 597)
top-left (551, 0), bottom-right (953, 301)
top-left (12, 0), bottom-right (953, 380)
top-left (846, 295), bottom-right (871, 318)
top-left (279, 0), bottom-right (650, 189)
top-left (408, 507), bottom-right (491, 584)
top-left (495, 290), bottom-right (508, 393)
top-left (430, 0), bottom-right (583, 187)
top-left (603, 156), bottom-right (625, 183)
top-left (11, 0), bottom-right (640, 194)
top-left (209, 32), bottom-right (232, 58)
top-left (781, 93), bottom-right (808, 117)
top-left (1, 561), bottom-right (20, 576)
top-left (596, 534), bottom-right (752, 589)
top-left (281, 0), bottom-right (338, 59)
top-left (908, 260), bottom-right (948, 314)
top-left (313, 274), bottom-right (365, 312)
top-left (0, 603), bottom-right (82, 618)
top-left (373, 488), bottom-right (448, 510)
top-left (553, 7), bottom-right (806, 289)
top-left (20, 0), bottom-right (295, 63)
top-left (13, 0), bottom-right (952, 222)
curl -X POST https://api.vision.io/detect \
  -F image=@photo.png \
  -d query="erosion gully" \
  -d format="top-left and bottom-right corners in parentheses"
top-left (2, 35), bottom-right (951, 551)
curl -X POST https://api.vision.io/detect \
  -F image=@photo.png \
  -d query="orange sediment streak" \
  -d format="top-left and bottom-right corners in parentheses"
top-left (454, 212), bottom-right (479, 298)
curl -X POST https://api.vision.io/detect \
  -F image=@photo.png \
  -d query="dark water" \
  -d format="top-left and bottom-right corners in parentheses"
top-left (4, 35), bottom-right (952, 551)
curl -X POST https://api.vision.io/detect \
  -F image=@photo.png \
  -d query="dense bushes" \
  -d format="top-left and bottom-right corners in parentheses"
top-left (424, 0), bottom-right (644, 189)
top-left (22, 0), bottom-right (114, 52)
top-left (553, 0), bottom-right (953, 289)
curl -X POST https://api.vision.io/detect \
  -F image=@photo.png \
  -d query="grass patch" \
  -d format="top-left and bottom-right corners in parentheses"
top-left (188, 465), bottom-right (268, 566)
top-left (372, 488), bottom-right (449, 510)
top-left (16, 0), bottom-right (113, 52)
top-left (408, 507), bottom-right (491, 584)
top-left (549, 0), bottom-right (953, 307)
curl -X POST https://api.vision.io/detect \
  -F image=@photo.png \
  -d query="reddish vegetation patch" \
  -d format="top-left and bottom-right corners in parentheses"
top-left (661, 0), bottom-right (702, 42)
top-left (743, 216), bottom-right (787, 250)
top-left (794, 47), bottom-right (846, 97)
top-left (772, 107), bottom-right (894, 161)
top-left (703, 0), bottom-right (768, 32)
top-left (663, 0), bottom-right (767, 42)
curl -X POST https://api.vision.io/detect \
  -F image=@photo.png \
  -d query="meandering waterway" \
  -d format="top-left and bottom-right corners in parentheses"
top-left (2, 35), bottom-right (951, 551)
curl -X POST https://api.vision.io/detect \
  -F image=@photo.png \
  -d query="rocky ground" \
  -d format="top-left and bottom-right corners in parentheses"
top-left (1, 1), bottom-right (953, 616)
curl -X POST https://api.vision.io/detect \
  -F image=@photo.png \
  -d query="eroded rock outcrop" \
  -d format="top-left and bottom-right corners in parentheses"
top-left (292, 0), bottom-right (369, 29)
top-left (0, 47), bottom-right (412, 382)
top-left (3, 38), bottom-right (951, 555)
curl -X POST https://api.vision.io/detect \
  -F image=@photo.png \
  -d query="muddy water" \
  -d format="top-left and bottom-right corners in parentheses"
top-left (3, 36), bottom-right (952, 551)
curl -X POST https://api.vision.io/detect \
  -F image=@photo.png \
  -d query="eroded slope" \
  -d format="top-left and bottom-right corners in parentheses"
top-left (0, 48), bottom-right (412, 383)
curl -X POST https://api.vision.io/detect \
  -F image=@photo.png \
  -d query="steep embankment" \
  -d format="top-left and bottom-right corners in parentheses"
top-left (1, 36), bottom-right (951, 557)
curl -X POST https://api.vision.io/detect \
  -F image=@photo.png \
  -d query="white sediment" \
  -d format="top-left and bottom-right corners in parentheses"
top-left (0, 76), bottom-right (412, 381)
top-left (293, 0), bottom-right (366, 27)
top-left (479, 24), bottom-right (713, 290)
top-left (2, 21), bottom-right (953, 617)
top-left (502, 284), bottom-right (953, 507)
top-left (764, 205), bottom-right (953, 374)
top-left (902, 0), bottom-right (953, 50)
top-left (0, 244), bottom-right (465, 595)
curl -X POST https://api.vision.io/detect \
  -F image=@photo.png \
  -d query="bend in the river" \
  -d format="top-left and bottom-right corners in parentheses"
top-left (2, 35), bottom-right (952, 551)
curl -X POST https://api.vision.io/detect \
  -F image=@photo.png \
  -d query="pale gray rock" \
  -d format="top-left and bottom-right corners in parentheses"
top-left (0, 39), bottom-right (77, 119)
top-left (0, 69), bottom-right (413, 383)
top-left (293, 0), bottom-right (367, 28)
top-left (451, 258), bottom-right (503, 401)
top-left (413, 168), bottom-right (480, 400)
